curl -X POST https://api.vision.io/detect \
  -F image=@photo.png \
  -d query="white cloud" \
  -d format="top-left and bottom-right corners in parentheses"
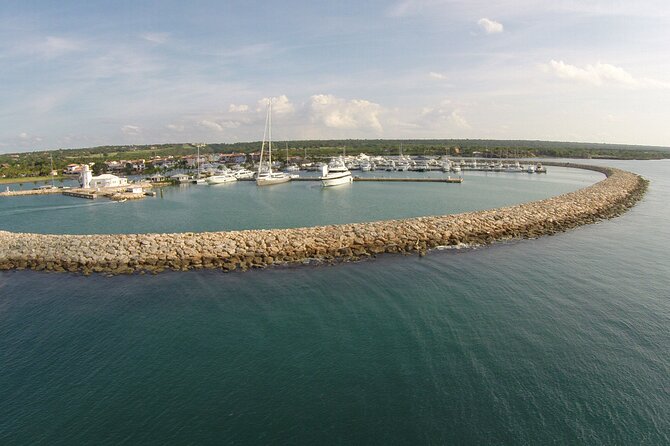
top-left (545, 60), bottom-right (670, 88)
top-left (166, 124), bottom-right (185, 132)
top-left (198, 120), bottom-right (224, 132)
top-left (141, 32), bottom-right (169, 44)
top-left (429, 71), bottom-right (448, 80)
top-left (121, 125), bottom-right (141, 135)
top-left (309, 94), bottom-right (383, 132)
top-left (198, 119), bottom-right (240, 132)
top-left (229, 104), bottom-right (249, 113)
top-left (477, 18), bottom-right (504, 34)
top-left (12, 36), bottom-right (84, 59)
top-left (18, 132), bottom-right (30, 140)
top-left (448, 110), bottom-right (471, 129)
top-left (257, 95), bottom-right (294, 114)
top-left (419, 101), bottom-right (471, 130)
top-left (44, 36), bottom-right (82, 57)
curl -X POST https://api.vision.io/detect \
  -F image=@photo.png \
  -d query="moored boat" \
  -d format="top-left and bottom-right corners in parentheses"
top-left (256, 99), bottom-right (291, 187)
top-left (320, 163), bottom-right (353, 187)
top-left (206, 172), bottom-right (237, 184)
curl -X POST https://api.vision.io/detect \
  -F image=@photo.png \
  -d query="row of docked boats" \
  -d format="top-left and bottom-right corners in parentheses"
top-left (177, 99), bottom-right (545, 190)
top-left (301, 155), bottom-right (546, 174)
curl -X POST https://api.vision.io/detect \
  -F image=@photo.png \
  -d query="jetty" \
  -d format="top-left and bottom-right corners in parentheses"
top-left (285, 177), bottom-right (463, 183)
top-left (0, 182), bottom-right (153, 200)
top-left (353, 177), bottom-right (463, 183)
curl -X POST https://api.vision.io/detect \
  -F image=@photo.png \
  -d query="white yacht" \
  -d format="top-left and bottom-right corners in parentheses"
top-left (256, 100), bottom-right (291, 186)
top-left (233, 168), bottom-right (255, 180)
top-left (206, 171), bottom-right (237, 184)
top-left (328, 156), bottom-right (349, 173)
top-left (320, 163), bottom-right (353, 187)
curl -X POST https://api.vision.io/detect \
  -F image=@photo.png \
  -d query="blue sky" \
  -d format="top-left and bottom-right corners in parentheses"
top-left (1, 0), bottom-right (669, 153)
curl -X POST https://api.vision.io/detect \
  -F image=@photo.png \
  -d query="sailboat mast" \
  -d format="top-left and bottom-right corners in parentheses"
top-left (268, 100), bottom-right (273, 172)
top-left (196, 144), bottom-right (200, 178)
top-left (258, 101), bottom-right (270, 176)
top-left (50, 153), bottom-right (54, 187)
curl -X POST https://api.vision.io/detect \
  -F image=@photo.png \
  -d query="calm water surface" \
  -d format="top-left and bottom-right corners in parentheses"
top-left (1, 161), bottom-right (668, 445)
top-left (0, 167), bottom-right (599, 234)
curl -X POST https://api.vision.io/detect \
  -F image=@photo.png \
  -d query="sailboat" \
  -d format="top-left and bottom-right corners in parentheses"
top-left (256, 99), bottom-right (291, 186)
top-left (193, 143), bottom-right (208, 184)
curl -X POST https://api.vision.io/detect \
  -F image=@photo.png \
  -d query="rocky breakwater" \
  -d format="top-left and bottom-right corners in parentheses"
top-left (0, 165), bottom-right (647, 275)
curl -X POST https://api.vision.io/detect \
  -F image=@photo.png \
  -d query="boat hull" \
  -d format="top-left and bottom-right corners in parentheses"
top-left (256, 175), bottom-right (291, 186)
top-left (206, 175), bottom-right (237, 185)
top-left (320, 172), bottom-right (353, 187)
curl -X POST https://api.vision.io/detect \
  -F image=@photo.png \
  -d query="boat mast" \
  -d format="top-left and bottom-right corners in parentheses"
top-left (258, 100), bottom-right (270, 176)
top-left (196, 143), bottom-right (201, 178)
top-left (50, 153), bottom-right (54, 187)
top-left (268, 99), bottom-right (273, 174)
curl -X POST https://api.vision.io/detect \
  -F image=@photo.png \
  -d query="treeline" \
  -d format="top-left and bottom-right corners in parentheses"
top-left (2, 139), bottom-right (669, 178)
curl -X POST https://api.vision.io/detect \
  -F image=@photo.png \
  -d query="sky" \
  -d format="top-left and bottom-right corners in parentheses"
top-left (1, 0), bottom-right (670, 153)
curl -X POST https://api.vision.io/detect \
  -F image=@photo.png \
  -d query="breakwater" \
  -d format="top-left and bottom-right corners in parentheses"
top-left (0, 164), bottom-right (647, 274)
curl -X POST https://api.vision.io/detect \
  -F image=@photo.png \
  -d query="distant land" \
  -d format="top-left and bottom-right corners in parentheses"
top-left (1, 139), bottom-right (668, 180)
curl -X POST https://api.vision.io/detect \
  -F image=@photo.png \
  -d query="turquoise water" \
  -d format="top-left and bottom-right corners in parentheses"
top-left (0, 167), bottom-right (600, 234)
top-left (1, 161), bottom-right (669, 444)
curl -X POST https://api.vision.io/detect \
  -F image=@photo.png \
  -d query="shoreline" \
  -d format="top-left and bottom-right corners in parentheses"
top-left (0, 163), bottom-right (648, 275)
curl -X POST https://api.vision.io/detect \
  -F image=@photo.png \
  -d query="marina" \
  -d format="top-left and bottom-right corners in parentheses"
top-left (1, 159), bottom-right (666, 446)
top-left (0, 164), bottom-right (646, 275)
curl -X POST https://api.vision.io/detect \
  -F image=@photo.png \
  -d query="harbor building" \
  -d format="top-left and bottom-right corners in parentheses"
top-left (79, 165), bottom-right (128, 189)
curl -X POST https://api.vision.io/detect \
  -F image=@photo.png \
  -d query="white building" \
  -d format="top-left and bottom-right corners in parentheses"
top-left (80, 166), bottom-right (129, 189)
top-left (89, 174), bottom-right (128, 189)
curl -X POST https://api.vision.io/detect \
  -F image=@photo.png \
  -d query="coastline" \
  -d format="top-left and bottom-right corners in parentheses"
top-left (0, 163), bottom-right (648, 275)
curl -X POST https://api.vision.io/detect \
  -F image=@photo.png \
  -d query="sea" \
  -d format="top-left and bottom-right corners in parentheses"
top-left (0, 161), bottom-right (668, 445)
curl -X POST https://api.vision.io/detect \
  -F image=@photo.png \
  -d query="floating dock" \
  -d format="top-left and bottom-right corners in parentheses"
top-left (63, 191), bottom-right (97, 199)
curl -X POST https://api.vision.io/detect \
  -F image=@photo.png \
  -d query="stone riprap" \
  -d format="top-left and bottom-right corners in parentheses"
top-left (0, 163), bottom-right (647, 275)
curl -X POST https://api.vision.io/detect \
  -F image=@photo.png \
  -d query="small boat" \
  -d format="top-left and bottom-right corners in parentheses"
top-left (535, 163), bottom-right (547, 173)
top-left (320, 163), bottom-right (353, 187)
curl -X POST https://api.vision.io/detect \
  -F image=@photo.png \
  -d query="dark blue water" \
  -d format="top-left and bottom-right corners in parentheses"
top-left (1, 160), bottom-right (668, 445)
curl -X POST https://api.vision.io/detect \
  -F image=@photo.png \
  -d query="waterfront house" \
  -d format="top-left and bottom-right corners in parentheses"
top-left (170, 174), bottom-right (190, 183)
top-left (64, 163), bottom-right (84, 174)
top-left (219, 153), bottom-right (247, 164)
top-left (89, 174), bottom-right (128, 188)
